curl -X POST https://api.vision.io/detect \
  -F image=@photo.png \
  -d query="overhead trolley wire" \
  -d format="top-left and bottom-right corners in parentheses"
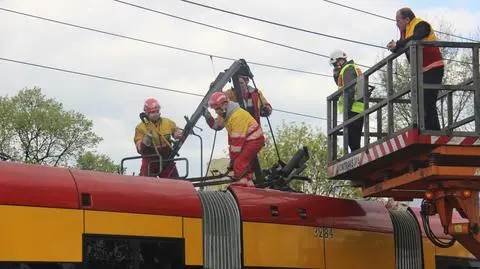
top-left (0, 7), bottom-right (325, 77)
top-left (106, 1), bottom-right (390, 82)
top-left (0, 5), bottom-right (388, 85)
top-left (0, 56), bottom-right (327, 120)
top-left (178, 0), bottom-right (473, 65)
top-left (181, 0), bottom-right (479, 45)
top-left (322, 0), bottom-right (480, 43)
top-left (177, 0), bottom-right (385, 49)
top-left (0, 57), bottom-right (204, 97)
top-left (109, 1), bottom-right (377, 70)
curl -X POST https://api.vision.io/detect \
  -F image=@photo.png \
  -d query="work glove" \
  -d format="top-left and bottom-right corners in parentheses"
top-left (173, 128), bottom-right (183, 140)
top-left (142, 132), bottom-right (153, 147)
top-left (143, 131), bottom-right (160, 147)
top-left (260, 105), bottom-right (271, 117)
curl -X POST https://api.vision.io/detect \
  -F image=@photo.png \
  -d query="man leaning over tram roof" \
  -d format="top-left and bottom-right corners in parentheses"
top-left (387, 7), bottom-right (444, 131)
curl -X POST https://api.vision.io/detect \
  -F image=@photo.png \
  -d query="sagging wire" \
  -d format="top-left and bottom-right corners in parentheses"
top-left (420, 199), bottom-right (456, 248)
top-left (250, 77), bottom-right (284, 165)
top-left (204, 55), bottom-right (219, 180)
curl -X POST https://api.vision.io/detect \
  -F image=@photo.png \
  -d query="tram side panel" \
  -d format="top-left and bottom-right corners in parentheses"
top-left (71, 169), bottom-right (203, 268)
top-left (0, 162), bottom-right (83, 263)
top-left (231, 187), bottom-right (396, 269)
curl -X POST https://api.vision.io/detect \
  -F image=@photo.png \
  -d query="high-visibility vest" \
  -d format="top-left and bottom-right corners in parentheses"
top-left (224, 107), bottom-right (264, 158)
top-left (337, 63), bottom-right (364, 114)
top-left (404, 17), bottom-right (444, 72)
top-left (225, 87), bottom-right (271, 123)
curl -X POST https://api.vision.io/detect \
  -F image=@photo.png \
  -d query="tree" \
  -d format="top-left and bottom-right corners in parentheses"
top-left (0, 87), bottom-right (101, 166)
top-left (76, 151), bottom-right (124, 173)
top-left (258, 121), bottom-right (363, 199)
top-left (0, 96), bottom-right (15, 160)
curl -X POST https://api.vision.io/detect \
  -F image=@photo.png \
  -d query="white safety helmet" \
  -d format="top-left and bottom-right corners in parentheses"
top-left (329, 50), bottom-right (347, 65)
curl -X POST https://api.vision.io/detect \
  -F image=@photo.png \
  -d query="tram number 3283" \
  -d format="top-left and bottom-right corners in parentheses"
top-left (314, 227), bottom-right (334, 239)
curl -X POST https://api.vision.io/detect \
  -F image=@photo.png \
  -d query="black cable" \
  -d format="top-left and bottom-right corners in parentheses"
top-left (109, 1), bottom-right (378, 70)
top-left (420, 199), bottom-right (456, 248)
top-left (323, 0), bottom-right (479, 43)
top-left (0, 57), bottom-right (204, 97)
top-left (0, 56), bottom-right (327, 120)
top-left (204, 130), bottom-right (217, 178)
top-left (0, 6), bottom-right (394, 77)
top-left (0, 7), bottom-right (326, 77)
top-left (250, 77), bottom-right (282, 164)
top-left (177, 1), bottom-right (471, 65)
top-left (178, 0), bottom-right (385, 49)
top-left (109, 2), bottom-right (328, 58)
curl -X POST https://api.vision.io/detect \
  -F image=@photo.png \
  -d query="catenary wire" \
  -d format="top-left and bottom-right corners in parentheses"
top-left (109, 1), bottom-right (378, 70)
top-left (0, 56), bottom-right (328, 120)
top-left (0, 6), bottom-right (394, 80)
top-left (177, 0), bottom-right (385, 49)
top-left (323, 0), bottom-right (479, 42)
top-left (176, 0), bottom-right (472, 65)
top-left (0, 7), bottom-right (326, 77)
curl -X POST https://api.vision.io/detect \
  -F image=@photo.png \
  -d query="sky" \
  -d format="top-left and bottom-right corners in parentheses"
top-left (1, 0), bottom-right (479, 179)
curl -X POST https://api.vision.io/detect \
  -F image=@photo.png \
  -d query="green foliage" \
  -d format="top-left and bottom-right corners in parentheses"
top-left (0, 87), bottom-right (101, 166)
top-left (258, 121), bottom-right (363, 199)
top-left (76, 151), bottom-right (124, 173)
top-left (0, 96), bottom-right (15, 160)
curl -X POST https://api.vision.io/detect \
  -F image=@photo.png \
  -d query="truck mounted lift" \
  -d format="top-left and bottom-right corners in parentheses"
top-left (327, 41), bottom-right (480, 258)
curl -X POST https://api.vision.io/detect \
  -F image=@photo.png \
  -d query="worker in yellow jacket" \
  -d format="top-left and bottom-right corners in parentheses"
top-left (203, 92), bottom-right (265, 187)
top-left (387, 7), bottom-right (444, 130)
top-left (134, 97), bottom-right (183, 177)
top-left (224, 76), bottom-right (272, 123)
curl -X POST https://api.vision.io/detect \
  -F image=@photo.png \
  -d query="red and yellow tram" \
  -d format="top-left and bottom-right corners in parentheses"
top-left (0, 162), bottom-right (477, 269)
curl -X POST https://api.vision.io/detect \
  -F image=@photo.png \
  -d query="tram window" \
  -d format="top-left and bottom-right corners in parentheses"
top-left (84, 235), bottom-right (184, 269)
top-left (436, 256), bottom-right (480, 269)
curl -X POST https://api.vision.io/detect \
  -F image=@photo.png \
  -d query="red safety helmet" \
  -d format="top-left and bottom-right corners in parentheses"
top-left (208, 92), bottom-right (228, 109)
top-left (143, 97), bottom-right (161, 113)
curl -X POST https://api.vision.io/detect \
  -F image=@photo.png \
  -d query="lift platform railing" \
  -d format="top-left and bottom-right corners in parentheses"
top-left (327, 41), bottom-right (480, 165)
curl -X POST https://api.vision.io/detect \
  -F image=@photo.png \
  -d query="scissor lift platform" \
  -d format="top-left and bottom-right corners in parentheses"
top-left (328, 128), bottom-right (480, 190)
top-left (326, 41), bottom-right (480, 258)
top-left (331, 136), bottom-right (480, 258)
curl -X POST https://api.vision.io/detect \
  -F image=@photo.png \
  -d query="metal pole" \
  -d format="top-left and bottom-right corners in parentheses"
top-left (191, 131), bottom-right (203, 190)
top-left (332, 98), bottom-right (338, 162)
top-left (377, 108), bottom-right (382, 139)
top-left (343, 86), bottom-right (349, 154)
top-left (387, 59), bottom-right (394, 135)
top-left (327, 97), bottom-right (332, 163)
top-left (409, 43), bottom-right (419, 129)
top-left (473, 46), bottom-right (480, 133)
top-left (363, 75), bottom-right (370, 148)
top-left (417, 44), bottom-right (425, 131)
top-left (447, 92), bottom-right (453, 129)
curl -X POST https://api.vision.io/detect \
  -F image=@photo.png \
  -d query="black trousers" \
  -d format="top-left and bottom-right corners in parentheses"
top-left (423, 67), bottom-right (444, 131)
top-left (347, 111), bottom-right (364, 152)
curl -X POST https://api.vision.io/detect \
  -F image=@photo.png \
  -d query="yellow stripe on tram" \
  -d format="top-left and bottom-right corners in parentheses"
top-left (243, 222), bottom-right (325, 268)
top-left (183, 217), bottom-right (203, 266)
top-left (84, 210), bottom-right (182, 238)
top-left (0, 205), bottom-right (83, 262)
